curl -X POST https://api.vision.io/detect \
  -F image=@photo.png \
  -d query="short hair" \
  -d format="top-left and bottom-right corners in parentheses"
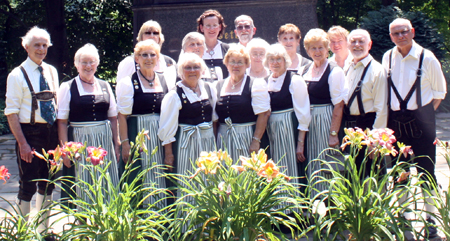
top-left (348, 29), bottom-right (372, 42)
top-left (246, 38), bottom-right (270, 53)
top-left (223, 44), bottom-right (250, 66)
top-left (304, 28), bottom-right (330, 51)
top-left (21, 26), bottom-right (52, 48)
top-left (177, 52), bottom-right (207, 79)
top-left (389, 18), bottom-right (413, 33)
top-left (327, 25), bottom-right (349, 40)
top-left (136, 20), bottom-right (165, 46)
top-left (264, 44), bottom-right (292, 68)
top-left (234, 15), bottom-right (254, 27)
top-left (182, 32), bottom-right (206, 51)
top-left (134, 39), bottom-right (161, 59)
top-left (197, 9), bottom-right (227, 38)
top-left (74, 43), bottom-right (100, 67)
top-left (277, 23), bottom-right (301, 40)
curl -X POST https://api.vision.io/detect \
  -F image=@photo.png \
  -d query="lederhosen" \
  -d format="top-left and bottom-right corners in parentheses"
top-left (16, 66), bottom-right (59, 201)
top-left (343, 60), bottom-right (376, 129)
top-left (387, 49), bottom-right (437, 184)
top-left (204, 42), bottom-right (230, 81)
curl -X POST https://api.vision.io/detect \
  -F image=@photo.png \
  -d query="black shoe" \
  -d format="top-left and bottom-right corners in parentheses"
top-left (425, 217), bottom-right (438, 238)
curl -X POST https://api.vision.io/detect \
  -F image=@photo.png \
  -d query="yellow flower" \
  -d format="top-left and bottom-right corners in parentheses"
top-left (240, 149), bottom-right (268, 171)
top-left (191, 151), bottom-right (221, 178)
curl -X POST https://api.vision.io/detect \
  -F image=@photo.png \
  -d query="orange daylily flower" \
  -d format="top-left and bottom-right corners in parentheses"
top-left (0, 165), bottom-right (11, 184)
top-left (257, 160), bottom-right (280, 183)
top-left (86, 146), bottom-right (108, 166)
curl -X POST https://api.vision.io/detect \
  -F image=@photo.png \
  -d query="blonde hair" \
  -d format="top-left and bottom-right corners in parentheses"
top-left (74, 43), bottom-right (100, 67)
top-left (304, 28), bottom-right (330, 51)
top-left (327, 25), bottom-right (349, 40)
top-left (136, 20), bottom-right (165, 46)
top-left (264, 44), bottom-right (292, 68)
top-left (223, 44), bottom-right (250, 66)
top-left (134, 39), bottom-right (161, 59)
top-left (277, 23), bottom-right (301, 40)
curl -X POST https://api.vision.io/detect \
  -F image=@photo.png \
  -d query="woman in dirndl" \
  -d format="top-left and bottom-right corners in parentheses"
top-left (246, 38), bottom-right (270, 78)
top-left (298, 29), bottom-right (347, 200)
top-left (58, 43), bottom-right (120, 206)
top-left (265, 44), bottom-right (310, 194)
top-left (116, 39), bottom-right (169, 208)
top-left (158, 53), bottom-right (217, 200)
top-left (216, 44), bottom-right (271, 162)
top-left (116, 20), bottom-right (177, 90)
top-left (180, 32), bottom-right (216, 83)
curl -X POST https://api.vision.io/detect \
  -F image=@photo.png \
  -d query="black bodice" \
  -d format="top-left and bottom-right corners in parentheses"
top-left (269, 71), bottom-right (296, 111)
top-left (176, 85), bottom-right (213, 125)
top-left (302, 63), bottom-right (335, 105)
top-left (68, 78), bottom-right (110, 122)
top-left (130, 72), bottom-right (168, 115)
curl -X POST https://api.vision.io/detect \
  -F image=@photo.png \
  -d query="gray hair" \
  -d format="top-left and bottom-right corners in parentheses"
top-left (177, 52), bottom-right (207, 79)
top-left (264, 43), bottom-right (292, 68)
top-left (74, 43), bottom-right (100, 67)
top-left (21, 26), bottom-right (52, 48)
top-left (389, 18), bottom-right (413, 33)
top-left (234, 15), bottom-right (254, 27)
top-left (181, 32), bottom-right (206, 51)
top-left (246, 38), bottom-right (270, 53)
top-left (348, 29), bottom-right (372, 42)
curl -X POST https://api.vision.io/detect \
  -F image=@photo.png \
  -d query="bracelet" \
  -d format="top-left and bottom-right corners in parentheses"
top-left (252, 136), bottom-right (261, 143)
top-left (120, 138), bottom-right (129, 144)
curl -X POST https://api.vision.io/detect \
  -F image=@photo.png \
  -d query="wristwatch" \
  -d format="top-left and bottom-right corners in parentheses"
top-left (330, 131), bottom-right (337, 136)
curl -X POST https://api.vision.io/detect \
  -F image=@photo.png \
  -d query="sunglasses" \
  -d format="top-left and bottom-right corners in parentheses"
top-left (144, 31), bottom-right (160, 35)
top-left (236, 25), bottom-right (252, 31)
top-left (140, 53), bottom-right (157, 58)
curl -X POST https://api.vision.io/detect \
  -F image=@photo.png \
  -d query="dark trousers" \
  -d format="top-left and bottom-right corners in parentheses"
top-left (388, 103), bottom-right (436, 185)
top-left (16, 123), bottom-right (59, 201)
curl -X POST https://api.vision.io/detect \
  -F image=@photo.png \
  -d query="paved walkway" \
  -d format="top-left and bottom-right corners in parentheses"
top-left (1, 113), bottom-right (450, 240)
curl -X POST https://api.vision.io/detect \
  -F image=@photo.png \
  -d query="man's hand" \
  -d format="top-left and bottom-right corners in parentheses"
top-left (19, 142), bottom-right (34, 163)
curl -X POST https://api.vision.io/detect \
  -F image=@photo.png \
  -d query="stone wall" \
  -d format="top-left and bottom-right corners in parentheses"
top-left (132, 0), bottom-right (318, 60)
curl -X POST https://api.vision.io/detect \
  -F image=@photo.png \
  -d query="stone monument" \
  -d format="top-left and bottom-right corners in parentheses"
top-left (132, 0), bottom-right (318, 60)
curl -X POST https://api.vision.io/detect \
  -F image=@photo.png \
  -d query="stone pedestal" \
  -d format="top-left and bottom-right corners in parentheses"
top-left (132, 0), bottom-right (318, 61)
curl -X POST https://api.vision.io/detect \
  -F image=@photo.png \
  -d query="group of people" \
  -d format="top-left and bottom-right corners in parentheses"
top-left (5, 8), bottom-right (446, 237)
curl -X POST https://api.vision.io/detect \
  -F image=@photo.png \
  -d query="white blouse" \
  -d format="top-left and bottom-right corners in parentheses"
top-left (219, 74), bottom-right (271, 115)
top-left (298, 60), bottom-right (348, 105)
top-left (57, 76), bottom-right (117, 120)
top-left (287, 53), bottom-right (305, 71)
top-left (268, 72), bottom-right (311, 131)
top-left (158, 80), bottom-right (218, 145)
top-left (116, 73), bottom-right (164, 115)
top-left (202, 40), bottom-right (224, 60)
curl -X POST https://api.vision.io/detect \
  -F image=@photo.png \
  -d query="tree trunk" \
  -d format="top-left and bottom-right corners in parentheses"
top-left (44, 0), bottom-right (71, 82)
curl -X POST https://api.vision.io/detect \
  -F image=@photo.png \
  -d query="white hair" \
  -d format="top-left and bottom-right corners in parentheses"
top-left (348, 29), bottom-right (372, 42)
top-left (234, 15), bottom-right (254, 27)
top-left (389, 18), bottom-right (413, 33)
top-left (264, 43), bottom-right (292, 68)
top-left (246, 38), bottom-right (270, 53)
top-left (181, 32), bottom-right (206, 51)
top-left (177, 52), bottom-right (207, 79)
top-left (21, 26), bottom-right (52, 48)
top-left (74, 43), bottom-right (100, 67)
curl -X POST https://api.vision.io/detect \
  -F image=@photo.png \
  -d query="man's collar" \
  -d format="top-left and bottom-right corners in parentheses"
top-left (393, 40), bottom-right (422, 59)
top-left (25, 57), bottom-right (41, 70)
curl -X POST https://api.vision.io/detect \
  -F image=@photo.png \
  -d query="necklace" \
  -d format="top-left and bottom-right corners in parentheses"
top-left (312, 62), bottom-right (326, 75)
top-left (79, 76), bottom-right (94, 86)
top-left (231, 77), bottom-right (244, 90)
top-left (139, 70), bottom-right (155, 87)
top-left (208, 49), bottom-right (215, 57)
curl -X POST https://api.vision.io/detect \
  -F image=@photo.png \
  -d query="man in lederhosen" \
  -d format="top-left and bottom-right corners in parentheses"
top-left (382, 18), bottom-right (446, 238)
top-left (5, 26), bottom-right (59, 232)
top-left (344, 29), bottom-right (388, 178)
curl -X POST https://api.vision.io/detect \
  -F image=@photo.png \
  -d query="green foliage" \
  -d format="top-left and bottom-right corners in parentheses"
top-left (0, 98), bottom-right (10, 135)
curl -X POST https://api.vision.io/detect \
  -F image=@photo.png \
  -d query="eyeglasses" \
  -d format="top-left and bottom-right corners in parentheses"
top-left (188, 42), bottom-right (204, 48)
top-left (268, 57), bottom-right (284, 64)
top-left (204, 24), bottom-right (220, 29)
top-left (228, 61), bottom-right (245, 66)
top-left (81, 61), bottom-right (97, 66)
top-left (391, 29), bottom-right (411, 37)
top-left (139, 53), bottom-right (157, 58)
top-left (251, 53), bottom-right (265, 58)
top-left (144, 31), bottom-right (160, 36)
top-left (183, 66), bottom-right (201, 71)
top-left (236, 25), bottom-right (252, 31)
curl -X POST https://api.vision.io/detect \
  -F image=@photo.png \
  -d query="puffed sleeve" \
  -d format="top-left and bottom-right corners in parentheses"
top-left (106, 82), bottom-right (118, 117)
top-left (116, 56), bottom-right (136, 83)
top-left (115, 76), bottom-right (134, 115)
top-left (328, 67), bottom-right (348, 105)
top-left (251, 78), bottom-right (271, 114)
top-left (56, 81), bottom-right (71, 120)
top-left (290, 75), bottom-right (311, 131)
top-left (158, 90), bottom-right (182, 145)
top-left (4, 68), bottom-right (24, 115)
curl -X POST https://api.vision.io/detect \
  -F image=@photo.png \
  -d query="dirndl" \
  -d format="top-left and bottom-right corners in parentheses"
top-left (70, 120), bottom-right (120, 206)
top-left (217, 118), bottom-right (255, 162)
top-left (307, 104), bottom-right (333, 199)
top-left (266, 108), bottom-right (301, 213)
top-left (119, 113), bottom-right (166, 208)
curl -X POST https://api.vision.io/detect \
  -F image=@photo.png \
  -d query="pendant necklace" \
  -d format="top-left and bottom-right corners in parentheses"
top-left (139, 70), bottom-right (155, 87)
top-left (231, 78), bottom-right (244, 90)
top-left (79, 76), bottom-right (94, 86)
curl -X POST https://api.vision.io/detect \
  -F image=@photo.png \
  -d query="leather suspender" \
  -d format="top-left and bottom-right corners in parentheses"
top-left (387, 49), bottom-right (425, 110)
top-left (346, 60), bottom-right (372, 116)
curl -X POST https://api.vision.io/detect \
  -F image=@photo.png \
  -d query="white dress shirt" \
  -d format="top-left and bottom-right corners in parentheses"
top-left (158, 80), bottom-right (218, 145)
top-left (116, 74), bottom-right (164, 115)
top-left (57, 76), bottom-right (117, 120)
top-left (346, 55), bottom-right (388, 129)
top-left (329, 53), bottom-right (353, 73)
top-left (219, 74), bottom-right (271, 115)
top-left (5, 57), bottom-right (59, 123)
top-left (298, 60), bottom-right (348, 105)
top-left (268, 72), bottom-right (311, 131)
top-left (382, 41), bottom-right (446, 111)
